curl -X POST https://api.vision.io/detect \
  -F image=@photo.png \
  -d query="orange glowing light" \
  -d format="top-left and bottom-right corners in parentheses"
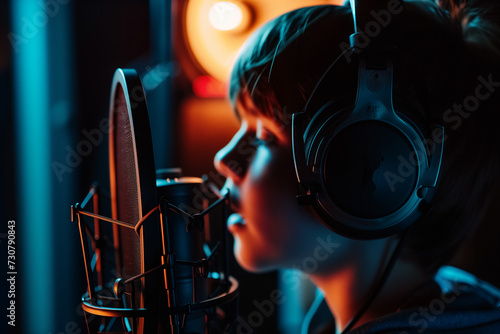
top-left (184, 0), bottom-right (343, 83)
top-left (208, 2), bottom-right (247, 31)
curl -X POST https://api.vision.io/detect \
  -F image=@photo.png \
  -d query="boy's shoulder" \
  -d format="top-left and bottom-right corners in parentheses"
top-left (309, 266), bottom-right (500, 334)
top-left (351, 266), bottom-right (500, 334)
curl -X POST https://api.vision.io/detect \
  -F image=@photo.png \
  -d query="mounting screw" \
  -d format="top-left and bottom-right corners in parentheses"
top-left (114, 278), bottom-right (125, 299)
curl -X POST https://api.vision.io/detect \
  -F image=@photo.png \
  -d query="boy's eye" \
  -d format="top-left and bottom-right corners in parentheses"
top-left (252, 120), bottom-right (277, 146)
top-left (251, 137), bottom-right (267, 146)
top-left (251, 130), bottom-right (276, 146)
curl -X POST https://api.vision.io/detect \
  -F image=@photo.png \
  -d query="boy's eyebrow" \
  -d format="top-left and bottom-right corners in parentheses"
top-left (233, 107), bottom-right (242, 122)
top-left (233, 95), bottom-right (247, 122)
top-left (234, 92), bottom-right (256, 121)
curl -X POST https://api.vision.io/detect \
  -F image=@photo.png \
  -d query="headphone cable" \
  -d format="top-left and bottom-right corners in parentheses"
top-left (341, 226), bottom-right (412, 333)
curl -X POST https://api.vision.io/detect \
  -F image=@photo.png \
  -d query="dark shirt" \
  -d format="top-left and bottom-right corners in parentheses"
top-left (307, 266), bottom-right (500, 334)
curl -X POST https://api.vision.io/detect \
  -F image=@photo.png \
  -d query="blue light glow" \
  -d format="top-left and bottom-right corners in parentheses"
top-left (12, 0), bottom-right (54, 332)
top-left (209, 272), bottom-right (221, 279)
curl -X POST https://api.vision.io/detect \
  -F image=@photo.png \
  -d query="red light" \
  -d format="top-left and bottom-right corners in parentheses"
top-left (192, 75), bottom-right (227, 98)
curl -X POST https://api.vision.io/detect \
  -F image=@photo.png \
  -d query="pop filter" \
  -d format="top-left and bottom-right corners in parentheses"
top-left (109, 68), bottom-right (162, 333)
top-left (72, 69), bottom-right (238, 334)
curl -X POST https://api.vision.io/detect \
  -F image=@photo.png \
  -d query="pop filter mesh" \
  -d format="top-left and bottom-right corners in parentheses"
top-left (113, 86), bottom-right (141, 275)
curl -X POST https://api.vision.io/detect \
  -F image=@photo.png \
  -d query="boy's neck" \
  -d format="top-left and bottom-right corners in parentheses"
top-left (308, 250), bottom-right (435, 332)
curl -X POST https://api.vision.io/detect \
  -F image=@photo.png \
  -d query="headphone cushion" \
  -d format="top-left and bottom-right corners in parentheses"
top-left (323, 120), bottom-right (417, 219)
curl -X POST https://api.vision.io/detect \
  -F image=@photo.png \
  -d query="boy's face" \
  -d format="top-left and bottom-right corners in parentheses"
top-left (214, 92), bottom-right (338, 272)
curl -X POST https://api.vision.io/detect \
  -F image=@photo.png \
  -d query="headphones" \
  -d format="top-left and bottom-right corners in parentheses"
top-left (292, 0), bottom-right (444, 239)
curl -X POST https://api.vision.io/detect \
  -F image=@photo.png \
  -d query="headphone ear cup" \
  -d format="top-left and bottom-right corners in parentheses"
top-left (294, 56), bottom-right (443, 239)
top-left (302, 94), bottom-right (356, 156)
top-left (322, 120), bottom-right (418, 219)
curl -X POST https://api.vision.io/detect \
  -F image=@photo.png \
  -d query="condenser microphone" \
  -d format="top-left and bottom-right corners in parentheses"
top-left (71, 69), bottom-right (238, 334)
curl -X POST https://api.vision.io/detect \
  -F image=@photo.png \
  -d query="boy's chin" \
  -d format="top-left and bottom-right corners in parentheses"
top-left (234, 242), bottom-right (279, 273)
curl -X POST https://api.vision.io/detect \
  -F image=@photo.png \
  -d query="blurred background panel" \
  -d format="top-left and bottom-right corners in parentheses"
top-left (6, 1), bottom-right (152, 333)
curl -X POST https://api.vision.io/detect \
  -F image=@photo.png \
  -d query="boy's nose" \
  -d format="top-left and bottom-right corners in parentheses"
top-left (214, 132), bottom-right (255, 183)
